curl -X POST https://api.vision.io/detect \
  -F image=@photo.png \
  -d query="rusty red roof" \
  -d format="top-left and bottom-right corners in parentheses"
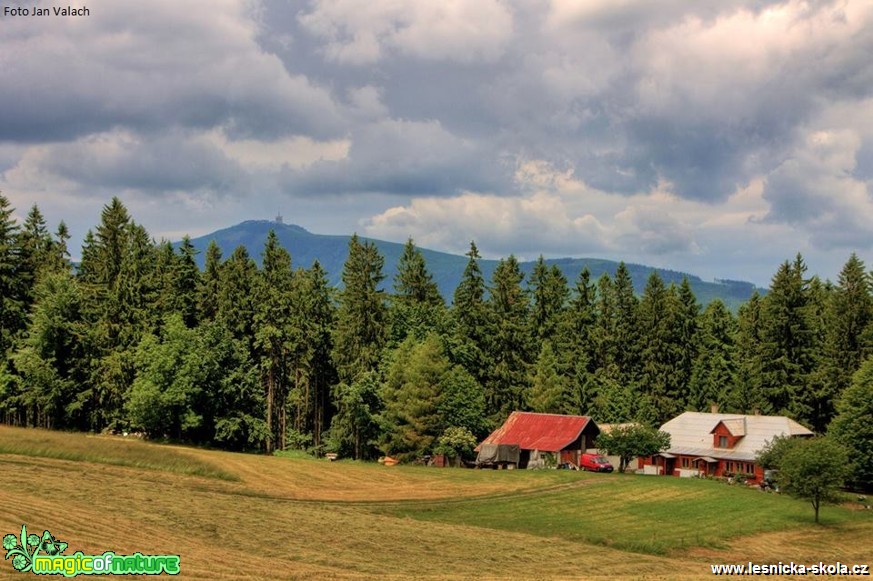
top-left (479, 412), bottom-right (597, 452)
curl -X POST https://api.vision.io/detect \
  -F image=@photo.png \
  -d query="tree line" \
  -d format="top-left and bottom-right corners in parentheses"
top-left (1, 196), bottom-right (871, 477)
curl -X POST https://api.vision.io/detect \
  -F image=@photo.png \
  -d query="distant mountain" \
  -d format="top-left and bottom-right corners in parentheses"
top-left (185, 220), bottom-right (765, 311)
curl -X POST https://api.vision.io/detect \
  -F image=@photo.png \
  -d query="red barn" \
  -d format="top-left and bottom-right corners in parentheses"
top-left (477, 412), bottom-right (600, 469)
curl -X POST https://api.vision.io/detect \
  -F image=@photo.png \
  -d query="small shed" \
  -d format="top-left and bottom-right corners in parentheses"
top-left (476, 412), bottom-right (600, 469)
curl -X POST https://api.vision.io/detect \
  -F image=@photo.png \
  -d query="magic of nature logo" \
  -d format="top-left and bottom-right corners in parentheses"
top-left (3, 525), bottom-right (180, 576)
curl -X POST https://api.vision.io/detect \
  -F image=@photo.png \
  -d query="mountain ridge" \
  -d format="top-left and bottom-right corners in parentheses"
top-left (184, 220), bottom-right (765, 310)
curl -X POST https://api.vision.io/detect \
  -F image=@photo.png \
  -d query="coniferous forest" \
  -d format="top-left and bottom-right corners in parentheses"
top-left (1, 195), bottom-right (872, 473)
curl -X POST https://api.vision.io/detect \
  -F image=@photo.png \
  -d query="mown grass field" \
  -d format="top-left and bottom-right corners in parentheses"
top-left (1, 425), bottom-right (870, 580)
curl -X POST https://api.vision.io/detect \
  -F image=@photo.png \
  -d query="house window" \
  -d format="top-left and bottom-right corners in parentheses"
top-left (682, 457), bottom-right (689, 468)
top-left (717, 436), bottom-right (728, 448)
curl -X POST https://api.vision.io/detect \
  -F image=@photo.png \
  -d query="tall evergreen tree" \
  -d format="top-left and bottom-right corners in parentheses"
top-left (16, 205), bottom-right (55, 307)
top-left (332, 234), bottom-right (388, 385)
top-left (612, 263), bottom-right (641, 387)
top-left (591, 273), bottom-right (616, 373)
top-left (759, 256), bottom-right (816, 423)
top-left (829, 355), bottom-right (873, 490)
top-left (253, 231), bottom-right (295, 454)
top-left (637, 273), bottom-right (683, 425)
top-left (0, 194), bottom-right (22, 356)
top-left (173, 236), bottom-right (200, 328)
top-left (290, 261), bottom-right (337, 449)
top-left (820, 254), bottom-right (872, 429)
top-left (526, 341), bottom-right (568, 414)
top-left (484, 255), bottom-right (531, 418)
top-left (378, 336), bottom-right (446, 460)
top-left (529, 257), bottom-right (569, 349)
top-left (50, 221), bottom-right (72, 273)
top-left (218, 245), bottom-right (257, 342)
top-left (11, 272), bottom-right (86, 429)
top-left (560, 268), bottom-right (598, 415)
top-left (733, 292), bottom-right (768, 414)
top-left (198, 240), bottom-right (222, 322)
top-left (114, 224), bottom-right (157, 346)
top-left (389, 238), bottom-right (444, 344)
top-left (688, 299), bottom-right (736, 412)
top-left (801, 276), bottom-right (832, 432)
top-left (450, 241), bottom-right (489, 384)
top-left (674, 278), bottom-right (701, 400)
top-left (328, 371), bottom-right (381, 460)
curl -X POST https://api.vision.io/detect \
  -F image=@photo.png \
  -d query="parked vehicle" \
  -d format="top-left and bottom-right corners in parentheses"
top-left (579, 453), bottom-right (614, 473)
top-left (761, 469), bottom-right (779, 491)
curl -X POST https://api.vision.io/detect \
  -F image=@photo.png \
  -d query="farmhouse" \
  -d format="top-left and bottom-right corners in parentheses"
top-left (477, 412), bottom-right (600, 469)
top-left (640, 411), bottom-right (813, 483)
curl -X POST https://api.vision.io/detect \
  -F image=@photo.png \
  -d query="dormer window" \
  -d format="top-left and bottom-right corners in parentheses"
top-left (717, 435), bottom-right (728, 448)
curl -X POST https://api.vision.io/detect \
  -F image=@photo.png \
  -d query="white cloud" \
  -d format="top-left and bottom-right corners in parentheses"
top-left (763, 128), bottom-right (873, 250)
top-left (299, 0), bottom-right (514, 64)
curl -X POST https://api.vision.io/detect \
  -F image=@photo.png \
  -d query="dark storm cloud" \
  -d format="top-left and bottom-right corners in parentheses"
top-left (40, 132), bottom-right (248, 194)
top-left (2, 0), bottom-right (873, 284)
top-left (278, 118), bottom-right (510, 196)
top-left (0, 0), bottom-right (345, 144)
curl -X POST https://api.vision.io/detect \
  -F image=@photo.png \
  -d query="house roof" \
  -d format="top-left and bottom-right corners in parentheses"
top-left (659, 412), bottom-right (813, 462)
top-left (478, 412), bottom-right (598, 453)
top-left (718, 418), bottom-right (746, 437)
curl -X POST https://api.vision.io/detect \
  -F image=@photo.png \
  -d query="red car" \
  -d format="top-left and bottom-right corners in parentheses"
top-left (579, 453), bottom-right (614, 472)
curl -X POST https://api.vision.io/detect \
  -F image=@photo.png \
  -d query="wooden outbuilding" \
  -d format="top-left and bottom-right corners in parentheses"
top-left (476, 412), bottom-right (600, 469)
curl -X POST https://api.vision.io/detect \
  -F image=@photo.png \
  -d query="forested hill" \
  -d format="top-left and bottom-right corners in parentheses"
top-left (186, 220), bottom-right (764, 310)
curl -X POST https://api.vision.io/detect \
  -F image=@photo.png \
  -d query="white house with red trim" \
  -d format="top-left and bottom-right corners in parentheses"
top-left (640, 411), bottom-right (813, 483)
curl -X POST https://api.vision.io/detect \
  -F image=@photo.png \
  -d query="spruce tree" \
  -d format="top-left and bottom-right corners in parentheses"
top-left (50, 221), bottom-right (72, 273)
top-left (612, 263), bottom-right (641, 387)
top-left (16, 205), bottom-right (55, 306)
top-left (637, 273), bottom-right (683, 425)
top-left (198, 240), bottom-right (222, 322)
top-left (688, 299), bottom-right (736, 412)
top-left (484, 255), bottom-right (532, 418)
top-left (389, 238), bottom-right (444, 344)
top-left (173, 236), bottom-right (200, 328)
top-left (0, 194), bottom-right (22, 356)
top-left (733, 292), bottom-right (768, 413)
top-left (378, 336), bottom-right (446, 460)
top-left (529, 257), bottom-right (569, 349)
top-left (820, 254), bottom-right (872, 429)
top-left (253, 231), bottom-right (295, 453)
top-left (450, 241), bottom-right (489, 382)
top-left (560, 268), bottom-right (598, 415)
top-left (11, 272), bottom-right (86, 429)
top-left (291, 261), bottom-right (337, 449)
top-left (526, 341), bottom-right (568, 413)
top-left (332, 234), bottom-right (387, 385)
top-left (829, 356), bottom-right (873, 490)
top-left (218, 245), bottom-right (257, 342)
top-left (759, 256), bottom-right (816, 422)
top-left (800, 276), bottom-right (831, 432)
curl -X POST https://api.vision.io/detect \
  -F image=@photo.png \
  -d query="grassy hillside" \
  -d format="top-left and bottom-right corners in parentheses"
top-left (185, 221), bottom-right (765, 310)
top-left (1, 426), bottom-right (869, 580)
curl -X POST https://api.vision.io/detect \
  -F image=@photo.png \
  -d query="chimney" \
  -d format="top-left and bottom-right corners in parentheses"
top-left (710, 403), bottom-right (719, 414)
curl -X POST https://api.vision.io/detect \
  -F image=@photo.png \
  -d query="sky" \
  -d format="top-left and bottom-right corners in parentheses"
top-left (1, 0), bottom-right (872, 286)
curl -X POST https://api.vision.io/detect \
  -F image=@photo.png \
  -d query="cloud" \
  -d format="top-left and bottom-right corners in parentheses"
top-left (298, 0), bottom-right (514, 65)
top-left (0, 0), bottom-right (344, 143)
top-left (2, 0), bottom-right (872, 287)
top-left (762, 128), bottom-right (873, 250)
top-left (279, 118), bottom-right (507, 196)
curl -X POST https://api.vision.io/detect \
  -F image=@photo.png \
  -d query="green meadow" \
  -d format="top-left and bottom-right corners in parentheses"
top-left (1, 426), bottom-right (870, 580)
